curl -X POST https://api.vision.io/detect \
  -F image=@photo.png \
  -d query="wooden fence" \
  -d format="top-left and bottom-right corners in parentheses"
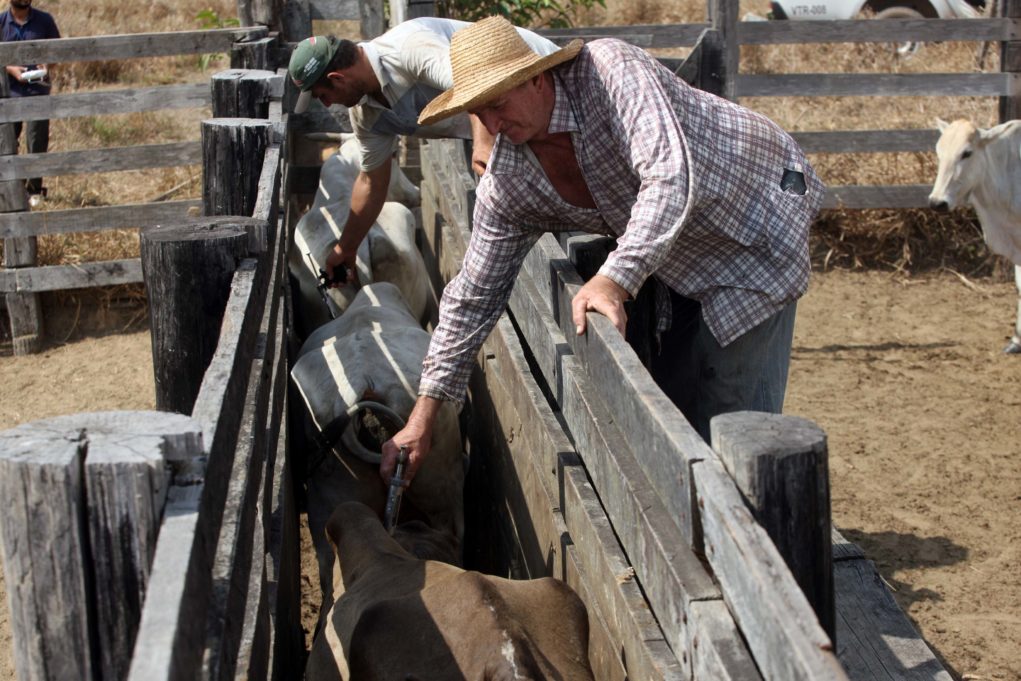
top-left (419, 137), bottom-right (953, 680)
top-left (0, 26), bottom-right (273, 354)
top-left (0, 83), bottom-right (298, 680)
top-left (538, 0), bottom-right (1020, 209)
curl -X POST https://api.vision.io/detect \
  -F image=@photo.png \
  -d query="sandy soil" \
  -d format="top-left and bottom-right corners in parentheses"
top-left (1, 270), bottom-right (1019, 680)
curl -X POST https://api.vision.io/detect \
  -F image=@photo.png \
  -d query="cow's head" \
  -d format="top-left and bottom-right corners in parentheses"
top-left (929, 118), bottom-right (990, 211)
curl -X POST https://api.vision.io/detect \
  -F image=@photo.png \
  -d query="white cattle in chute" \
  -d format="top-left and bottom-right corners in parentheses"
top-left (928, 118), bottom-right (1021, 353)
top-left (313, 137), bottom-right (420, 211)
top-left (291, 283), bottom-right (464, 621)
top-left (289, 140), bottom-right (429, 339)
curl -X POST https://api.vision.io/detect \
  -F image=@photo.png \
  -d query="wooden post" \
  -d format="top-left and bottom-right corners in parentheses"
top-left (706, 0), bottom-right (738, 101)
top-left (211, 69), bottom-right (281, 118)
top-left (406, 0), bottom-right (435, 18)
top-left (0, 72), bottom-right (41, 354)
top-left (230, 36), bottom-right (277, 70)
top-left (141, 219), bottom-right (256, 414)
top-left (710, 411), bottom-right (836, 643)
top-left (676, 28), bottom-right (725, 97)
top-left (237, 0), bottom-right (283, 32)
top-left (0, 410), bottom-right (204, 681)
top-left (1001, 0), bottom-right (1020, 121)
top-left (389, 0), bottom-right (407, 25)
top-left (201, 117), bottom-right (273, 217)
top-left (360, 0), bottom-right (385, 37)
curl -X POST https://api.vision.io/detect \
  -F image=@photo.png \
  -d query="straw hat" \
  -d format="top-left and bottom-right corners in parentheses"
top-left (417, 16), bottom-right (583, 126)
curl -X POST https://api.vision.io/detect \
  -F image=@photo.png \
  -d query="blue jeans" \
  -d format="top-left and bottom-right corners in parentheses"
top-left (647, 290), bottom-right (797, 443)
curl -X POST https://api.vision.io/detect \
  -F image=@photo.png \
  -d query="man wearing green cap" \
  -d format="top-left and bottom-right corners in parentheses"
top-left (288, 18), bottom-right (556, 283)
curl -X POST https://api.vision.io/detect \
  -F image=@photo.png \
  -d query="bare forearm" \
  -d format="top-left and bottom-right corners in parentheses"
top-left (337, 167), bottom-right (388, 251)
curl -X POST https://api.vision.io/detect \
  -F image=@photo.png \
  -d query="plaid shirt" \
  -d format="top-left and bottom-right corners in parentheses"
top-left (420, 39), bottom-right (823, 405)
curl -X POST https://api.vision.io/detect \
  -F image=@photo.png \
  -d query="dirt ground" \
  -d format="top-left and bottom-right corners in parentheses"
top-left (1, 269), bottom-right (1019, 680)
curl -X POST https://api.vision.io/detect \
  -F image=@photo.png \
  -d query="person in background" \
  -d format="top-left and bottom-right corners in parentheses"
top-left (287, 17), bottom-right (556, 282)
top-left (1, 0), bottom-right (59, 207)
top-left (380, 17), bottom-right (824, 483)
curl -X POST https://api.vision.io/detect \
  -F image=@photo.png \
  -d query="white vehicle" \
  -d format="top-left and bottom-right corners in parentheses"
top-left (755, 0), bottom-right (985, 54)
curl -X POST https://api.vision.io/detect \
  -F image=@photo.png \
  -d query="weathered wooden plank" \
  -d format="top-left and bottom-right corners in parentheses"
top-left (562, 541), bottom-right (629, 681)
top-left (253, 143), bottom-right (282, 225)
top-left (737, 17), bottom-right (1017, 44)
top-left (0, 200), bottom-right (202, 239)
top-left (1002, 0), bottom-right (1021, 121)
top-left (791, 129), bottom-right (939, 154)
top-left (693, 456), bottom-right (846, 681)
top-left (127, 483), bottom-right (208, 681)
top-left (203, 216), bottom-right (283, 679)
top-left (707, 0), bottom-right (740, 100)
top-left (832, 527), bottom-right (865, 562)
top-left (0, 84), bottom-right (210, 124)
top-left (834, 558), bottom-right (954, 681)
top-left (687, 599), bottom-right (764, 680)
top-left (483, 317), bottom-right (687, 680)
top-left (737, 72), bottom-right (1014, 98)
top-left (530, 232), bottom-right (713, 547)
top-left (823, 185), bottom-right (932, 209)
top-left (537, 23), bottom-right (708, 47)
top-left (0, 411), bottom-right (203, 681)
top-left (0, 142), bottom-right (201, 182)
top-left (0, 258), bottom-right (142, 293)
top-left (0, 28), bottom-right (268, 66)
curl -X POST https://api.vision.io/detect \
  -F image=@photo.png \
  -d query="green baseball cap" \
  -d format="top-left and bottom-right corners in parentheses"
top-left (289, 36), bottom-right (338, 113)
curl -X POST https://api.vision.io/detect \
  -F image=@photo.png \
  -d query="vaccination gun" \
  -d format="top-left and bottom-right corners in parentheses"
top-left (305, 252), bottom-right (348, 319)
top-left (383, 446), bottom-right (409, 535)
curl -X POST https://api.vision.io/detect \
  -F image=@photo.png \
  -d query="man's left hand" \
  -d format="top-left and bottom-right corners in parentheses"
top-left (572, 275), bottom-right (629, 337)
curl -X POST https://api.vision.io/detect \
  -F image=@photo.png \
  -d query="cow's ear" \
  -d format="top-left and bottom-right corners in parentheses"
top-left (934, 118), bottom-right (950, 132)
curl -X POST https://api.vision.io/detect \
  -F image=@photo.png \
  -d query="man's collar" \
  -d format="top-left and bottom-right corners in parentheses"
top-left (358, 42), bottom-right (389, 107)
top-left (547, 71), bottom-right (578, 135)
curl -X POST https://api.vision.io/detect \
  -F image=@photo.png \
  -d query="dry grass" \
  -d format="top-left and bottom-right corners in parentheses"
top-left (12, 0), bottom-right (1009, 283)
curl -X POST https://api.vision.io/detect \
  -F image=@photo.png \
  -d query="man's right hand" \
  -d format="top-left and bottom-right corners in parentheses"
top-left (380, 396), bottom-right (443, 485)
top-left (325, 243), bottom-right (356, 286)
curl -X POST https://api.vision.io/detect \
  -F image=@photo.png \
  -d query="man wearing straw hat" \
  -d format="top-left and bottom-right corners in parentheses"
top-left (287, 18), bottom-right (556, 283)
top-left (381, 16), bottom-right (824, 482)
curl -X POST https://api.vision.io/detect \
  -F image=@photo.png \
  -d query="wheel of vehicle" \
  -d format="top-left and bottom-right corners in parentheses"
top-left (872, 5), bottom-right (926, 56)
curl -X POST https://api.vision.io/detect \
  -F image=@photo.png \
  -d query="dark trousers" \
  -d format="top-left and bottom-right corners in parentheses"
top-left (638, 286), bottom-right (797, 443)
top-left (14, 118), bottom-right (49, 194)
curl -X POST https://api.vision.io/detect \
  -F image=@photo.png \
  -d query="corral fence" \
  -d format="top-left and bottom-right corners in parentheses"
top-left (0, 25), bottom-right (277, 355)
top-left (536, 0), bottom-right (1020, 209)
top-left (0, 0), bottom-right (972, 679)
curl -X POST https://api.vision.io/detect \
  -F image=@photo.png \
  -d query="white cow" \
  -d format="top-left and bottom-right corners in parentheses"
top-left (289, 142), bottom-right (430, 339)
top-left (291, 283), bottom-right (464, 621)
top-left (313, 137), bottom-right (420, 211)
top-left (290, 199), bottom-right (431, 337)
top-left (929, 118), bottom-right (1021, 354)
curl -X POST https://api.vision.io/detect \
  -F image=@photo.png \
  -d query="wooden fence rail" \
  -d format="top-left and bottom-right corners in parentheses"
top-left (0, 30), bottom-right (283, 354)
top-left (539, 11), bottom-right (1019, 210)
